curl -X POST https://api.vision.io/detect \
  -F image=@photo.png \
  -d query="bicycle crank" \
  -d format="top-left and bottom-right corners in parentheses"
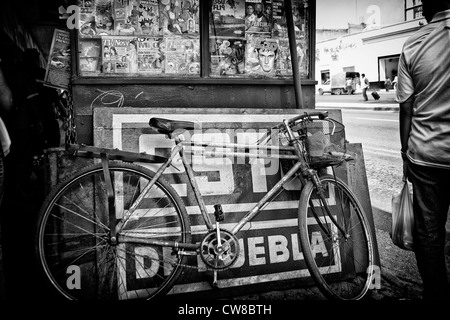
top-left (199, 229), bottom-right (240, 270)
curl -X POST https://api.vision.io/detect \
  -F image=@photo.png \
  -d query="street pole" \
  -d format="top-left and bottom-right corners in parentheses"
top-left (284, 0), bottom-right (304, 109)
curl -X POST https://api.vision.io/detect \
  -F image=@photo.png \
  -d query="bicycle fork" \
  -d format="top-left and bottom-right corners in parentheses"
top-left (101, 153), bottom-right (118, 245)
top-left (310, 172), bottom-right (349, 241)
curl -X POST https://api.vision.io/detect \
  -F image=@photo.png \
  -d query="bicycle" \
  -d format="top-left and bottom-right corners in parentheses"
top-left (35, 110), bottom-right (376, 300)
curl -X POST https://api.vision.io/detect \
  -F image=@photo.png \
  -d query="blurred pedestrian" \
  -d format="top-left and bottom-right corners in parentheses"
top-left (384, 77), bottom-right (392, 92)
top-left (361, 73), bottom-right (370, 101)
top-left (397, 0), bottom-right (450, 301)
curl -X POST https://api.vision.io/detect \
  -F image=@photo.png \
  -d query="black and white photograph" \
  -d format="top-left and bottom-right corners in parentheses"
top-left (0, 0), bottom-right (448, 315)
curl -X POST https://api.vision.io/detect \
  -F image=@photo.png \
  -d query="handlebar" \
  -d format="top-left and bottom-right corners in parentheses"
top-left (274, 111), bottom-right (329, 130)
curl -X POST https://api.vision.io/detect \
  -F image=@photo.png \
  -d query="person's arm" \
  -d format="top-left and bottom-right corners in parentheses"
top-left (399, 95), bottom-right (414, 154)
top-left (399, 95), bottom-right (414, 179)
top-left (0, 66), bottom-right (13, 115)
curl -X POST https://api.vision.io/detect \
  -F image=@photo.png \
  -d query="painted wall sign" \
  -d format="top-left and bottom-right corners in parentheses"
top-left (93, 107), bottom-right (374, 297)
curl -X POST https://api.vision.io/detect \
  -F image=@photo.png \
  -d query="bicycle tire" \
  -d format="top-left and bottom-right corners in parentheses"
top-left (35, 161), bottom-right (191, 300)
top-left (298, 174), bottom-right (375, 300)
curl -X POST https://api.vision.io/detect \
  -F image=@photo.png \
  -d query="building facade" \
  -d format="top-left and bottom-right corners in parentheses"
top-left (315, 0), bottom-right (425, 89)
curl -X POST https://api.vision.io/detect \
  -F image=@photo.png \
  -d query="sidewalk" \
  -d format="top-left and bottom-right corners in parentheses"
top-left (316, 90), bottom-right (400, 111)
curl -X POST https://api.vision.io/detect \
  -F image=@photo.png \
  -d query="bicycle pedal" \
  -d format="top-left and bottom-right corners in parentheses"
top-left (213, 204), bottom-right (224, 222)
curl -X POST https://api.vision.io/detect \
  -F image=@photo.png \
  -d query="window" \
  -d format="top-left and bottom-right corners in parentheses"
top-left (76, 0), bottom-right (311, 80)
top-left (404, 0), bottom-right (422, 21)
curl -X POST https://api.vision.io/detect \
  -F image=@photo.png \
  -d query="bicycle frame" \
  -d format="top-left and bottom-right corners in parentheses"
top-left (119, 119), bottom-right (315, 250)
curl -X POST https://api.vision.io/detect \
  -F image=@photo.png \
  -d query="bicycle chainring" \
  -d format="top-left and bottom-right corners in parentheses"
top-left (200, 229), bottom-right (240, 270)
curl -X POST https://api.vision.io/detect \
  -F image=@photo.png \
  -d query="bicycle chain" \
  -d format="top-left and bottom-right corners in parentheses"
top-left (64, 84), bottom-right (77, 146)
top-left (117, 229), bottom-right (236, 273)
top-left (119, 240), bottom-right (230, 273)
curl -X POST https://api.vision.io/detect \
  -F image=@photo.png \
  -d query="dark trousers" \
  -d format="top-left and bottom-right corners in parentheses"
top-left (362, 87), bottom-right (369, 101)
top-left (407, 161), bottom-right (450, 300)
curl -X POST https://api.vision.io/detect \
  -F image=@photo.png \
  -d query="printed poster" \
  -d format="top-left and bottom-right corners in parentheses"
top-left (44, 29), bottom-right (71, 90)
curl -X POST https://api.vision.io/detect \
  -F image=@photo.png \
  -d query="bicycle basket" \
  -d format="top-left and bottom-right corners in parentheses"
top-left (305, 118), bottom-right (347, 168)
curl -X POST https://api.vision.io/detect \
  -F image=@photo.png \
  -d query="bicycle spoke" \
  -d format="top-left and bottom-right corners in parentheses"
top-left (37, 162), bottom-right (191, 300)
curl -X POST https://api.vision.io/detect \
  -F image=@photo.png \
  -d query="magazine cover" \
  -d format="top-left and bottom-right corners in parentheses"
top-left (210, 0), bottom-right (245, 38)
top-left (79, 39), bottom-right (102, 74)
top-left (44, 29), bottom-right (71, 90)
top-left (210, 38), bottom-right (246, 76)
top-left (245, 35), bottom-right (278, 77)
top-left (94, 0), bottom-right (115, 36)
top-left (78, 0), bottom-right (97, 37)
top-left (244, 0), bottom-right (271, 35)
top-left (179, 0), bottom-right (200, 34)
top-left (138, 0), bottom-right (160, 36)
top-left (275, 38), bottom-right (308, 77)
top-left (102, 36), bottom-right (139, 74)
top-left (164, 37), bottom-right (200, 74)
top-left (272, 0), bottom-right (304, 38)
top-left (114, 0), bottom-right (141, 35)
top-left (137, 37), bottom-right (164, 74)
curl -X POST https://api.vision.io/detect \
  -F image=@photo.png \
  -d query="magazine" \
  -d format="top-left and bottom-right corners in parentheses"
top-left (178, 0), bottom-right (200, 34)
top-left (138, 0), bottom-right (160, 36)
top-left (272, 0), bottom-right (304, 38)
top-left (210, 38), bottom-right (246, 76)
top-left (210, 0), bottom-right (245, 38)
top-left (245, 35), bottom-right (278, 77)
top-left (44, 29), bottom-right (71, 90)
top-left (102, 36), bottom-right (139, 74)
top-left (244, 0), bottom-right (271, 35)
top-left (114, 0), bottom-right (141, 35)
top-left (79, 39), bottom-right (101, 73)
top-left (94, 0), bottom-right (115, 36)
top-left (78, 0), bottom-right (97, 37)
top-left (275, 38), bottom-right (308, 77)
top-left (164, 37), bottom-right (200, 74)
top-left (136, 37), bottom-right (164, 74)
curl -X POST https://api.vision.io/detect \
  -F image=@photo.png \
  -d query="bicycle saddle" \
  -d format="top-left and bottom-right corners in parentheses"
top-left (149, 117), bottom-right (199, 134)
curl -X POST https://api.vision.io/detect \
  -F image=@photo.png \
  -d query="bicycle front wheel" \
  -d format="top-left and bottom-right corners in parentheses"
top-left (35, 161), bottom-right (191, 300)
top-left (298, 174), bottom-right (375, 300)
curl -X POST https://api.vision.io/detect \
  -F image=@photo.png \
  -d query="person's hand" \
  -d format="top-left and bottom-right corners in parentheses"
top-left (401, 151), bottom-right (409, 181)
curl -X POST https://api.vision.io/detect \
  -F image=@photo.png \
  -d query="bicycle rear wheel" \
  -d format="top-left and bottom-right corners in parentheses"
top-left (298, 174), bottom-right (375, 300)
top-left (35, 161), bottom-right (191, 300)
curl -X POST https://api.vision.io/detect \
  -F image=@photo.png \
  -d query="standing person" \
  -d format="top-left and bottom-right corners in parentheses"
top-left (346, 77), bottom-right (353, 95)
top-left (384, 77), bottom-right (392, 92)
top-left (397, 0), bottom-right (450, 300)
top-left (392, 75), bottom-right (398, 90)
top-left (361, 73), bottom-right (370, 101)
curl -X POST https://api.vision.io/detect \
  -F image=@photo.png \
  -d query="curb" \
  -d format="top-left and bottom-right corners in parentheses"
top-left (316, 102), bottom-right (399, 111)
